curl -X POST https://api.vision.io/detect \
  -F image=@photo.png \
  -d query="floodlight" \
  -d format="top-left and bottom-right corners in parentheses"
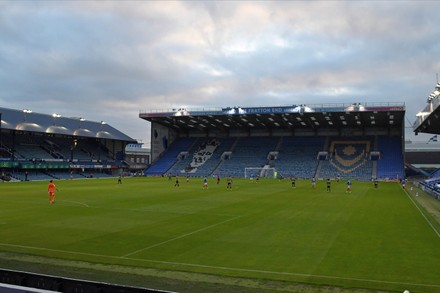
top-left (22, 109), bottom-right (32, 122)
top-left (416, 112), bottom-right (427, 117)
top-left (345, 105), bottom-right (354, 111)
top-left (302, 106), bottom-right (313, 112)
top-left (52, 113), bottom-right (61, 118)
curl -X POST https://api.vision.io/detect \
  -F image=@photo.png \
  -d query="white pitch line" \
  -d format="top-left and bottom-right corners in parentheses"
top-left (123, 216), bottom-right (241, 257)
top-left (58, 200), bottom-right (90, 208)
top-left (0, 242), bottom-right (439, 289)
top-left (404, 189), bottom-right (440, 238)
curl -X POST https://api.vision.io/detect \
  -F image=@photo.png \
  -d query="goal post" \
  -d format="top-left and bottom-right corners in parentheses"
top-left (244, 167), bottom-right (277, 179)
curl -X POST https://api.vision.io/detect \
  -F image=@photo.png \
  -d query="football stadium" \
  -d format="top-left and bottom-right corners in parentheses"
top-left (1, 85), bottom-right (440, 293)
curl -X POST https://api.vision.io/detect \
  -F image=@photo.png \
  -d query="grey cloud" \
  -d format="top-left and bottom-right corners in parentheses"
top-left (0, 1), bottom-right (439, 145)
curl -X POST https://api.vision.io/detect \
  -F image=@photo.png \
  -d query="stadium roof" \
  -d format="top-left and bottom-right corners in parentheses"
top-left (140, 102), bottom-right (405, 134)
top-left (413, 83), bottom-right (440, 135)
top-left (0, 107), bottom-right (136, 142)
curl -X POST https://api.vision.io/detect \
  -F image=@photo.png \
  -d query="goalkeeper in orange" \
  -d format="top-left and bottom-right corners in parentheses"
top-left (48, 180), bottom-right (58, 204)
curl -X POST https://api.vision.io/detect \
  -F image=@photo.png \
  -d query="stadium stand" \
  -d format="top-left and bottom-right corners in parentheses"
top-left (0, 107), bottom-right (135, 181)
top-left (376, 136), bottom-right (404, 180)
top-left (318, 136), bottom-right (374, 180)
top-left (141, 104), bottom-right (407, 181)
top-left (144, 137), bottom-right (195, 175)
top-left (215, 136), bottom-right (279, 177)
top-left (274, 136), bottom-right (325, 179)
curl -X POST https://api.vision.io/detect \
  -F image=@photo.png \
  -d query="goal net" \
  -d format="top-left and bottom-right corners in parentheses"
top-left (244, 167), bottom-right (277, 179)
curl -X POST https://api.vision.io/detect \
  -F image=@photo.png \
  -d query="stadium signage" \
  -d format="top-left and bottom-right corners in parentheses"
top-left (71, 164), bottom-right (112, 169)
top-left (222, 106), bottom-right (301, 115)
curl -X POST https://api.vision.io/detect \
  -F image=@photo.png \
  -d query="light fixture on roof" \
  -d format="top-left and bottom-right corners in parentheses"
top-left (100, 121), bottom-right (107, 131)
top-left (345, 104), bottom-right (356, 112)
top-left (416, 111), bottom-right (430, 117)
top-left (78, 117), bottom-right (86, 129)
top-left (302, 105), bottom-right (313, 113)
top-left (22, 109), bottom-right (32, 122)
top-left (427, 93), bottom-right (436, 102)
top-left (52, 113), bottom-right (61, 125)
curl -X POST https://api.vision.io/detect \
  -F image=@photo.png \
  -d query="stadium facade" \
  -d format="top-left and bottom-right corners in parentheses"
top-left (140, 102), bottom-right (405, 180)
top-left (0, 107), bottom-right (136, 181)
top-left (413, 82), bottom-right (440, 198)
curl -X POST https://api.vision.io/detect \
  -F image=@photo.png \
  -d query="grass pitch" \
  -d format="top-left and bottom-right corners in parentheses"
top-left (1, 177), bottom-right (440, 293)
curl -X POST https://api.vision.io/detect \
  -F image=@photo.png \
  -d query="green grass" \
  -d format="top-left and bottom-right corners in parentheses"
top-left (1, 177), bottom-right (440, 293)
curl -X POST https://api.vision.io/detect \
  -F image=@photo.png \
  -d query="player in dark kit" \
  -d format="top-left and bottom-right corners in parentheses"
top-left (291, 177), bottom-right (296, 188)
top-left (326, 178), bottom-right (331, 192)
top-left (227, 176), bottom-right (232, 190)
top-left (374, 178), bottom-right (378, 188)
top-left (174, 175), bottom-right (180, 187)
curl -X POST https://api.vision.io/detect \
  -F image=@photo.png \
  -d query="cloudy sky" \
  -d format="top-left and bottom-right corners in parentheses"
top-left (1, 1), bottom-right (439, 145)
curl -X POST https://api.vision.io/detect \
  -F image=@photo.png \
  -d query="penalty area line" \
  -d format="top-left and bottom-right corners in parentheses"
top-left (58, 200), bottom-right (90, 208)
top-left (0, 242), bottom-right (439, 289)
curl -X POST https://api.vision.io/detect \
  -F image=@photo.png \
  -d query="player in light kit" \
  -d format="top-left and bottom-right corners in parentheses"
top-left (346, 179), bottom-right (352, 193)
top-left (203, 176), bottom-right (208, 189)
top-left (312, 177), bottom-right (316, 189)
top-left (227, 176), bottom-right (232, 190)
